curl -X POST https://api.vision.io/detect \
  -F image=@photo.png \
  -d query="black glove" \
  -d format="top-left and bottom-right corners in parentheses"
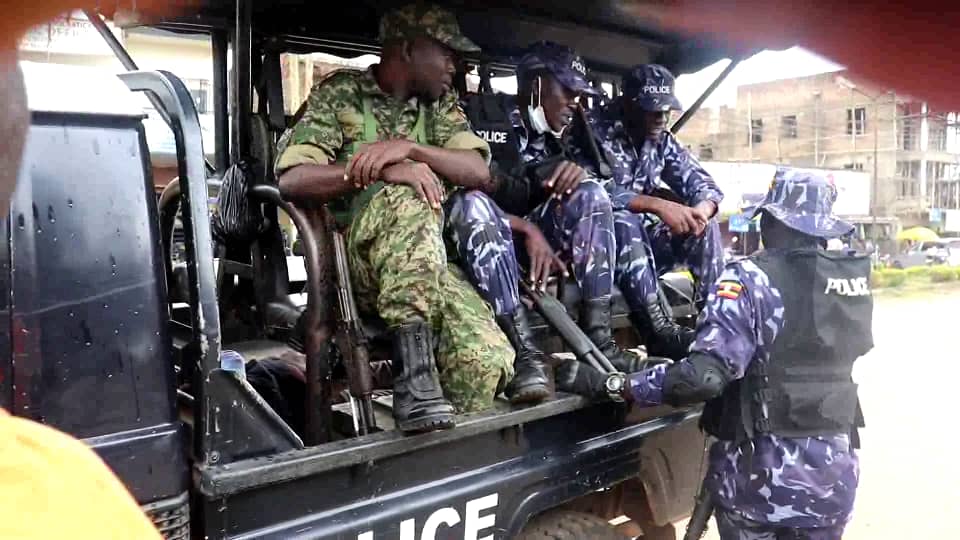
top-left (555, 358), bottom-right (609, 400)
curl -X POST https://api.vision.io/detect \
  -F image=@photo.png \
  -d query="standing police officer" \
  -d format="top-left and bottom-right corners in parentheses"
top-left (567, 168), bottom-right (872, 539)
top-left (577, 64), bottom-right (725, 328)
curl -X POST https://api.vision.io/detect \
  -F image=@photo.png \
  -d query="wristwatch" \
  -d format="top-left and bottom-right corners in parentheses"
top-left (604, 372), bottom-right (627, 402)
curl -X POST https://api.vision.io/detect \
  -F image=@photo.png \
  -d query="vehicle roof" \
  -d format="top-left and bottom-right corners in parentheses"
top-left (107, 0), bottom-right (749, 77)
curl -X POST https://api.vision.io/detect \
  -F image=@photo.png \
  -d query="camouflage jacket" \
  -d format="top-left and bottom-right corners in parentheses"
top-left (275, 68), bottom-right (489, 219)
top-left (576, 98), bottom-right (724, 211)
top-left (627, 255), bottom-right (859, 528)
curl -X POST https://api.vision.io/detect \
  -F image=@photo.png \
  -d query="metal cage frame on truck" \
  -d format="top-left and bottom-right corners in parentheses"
top-left (4, 1), bottom-right (752, 538)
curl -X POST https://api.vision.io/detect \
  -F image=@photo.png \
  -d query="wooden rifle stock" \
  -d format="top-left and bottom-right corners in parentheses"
top-left (331, 231), bottom-right (376, 435)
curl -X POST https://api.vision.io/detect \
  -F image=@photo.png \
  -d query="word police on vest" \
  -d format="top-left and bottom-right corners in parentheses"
top-left (643, 85), bottom-right (672, 95)
top-left (570, 59), bottom-right (587, 76)
top-left (357, 493), bottom-right (499, 540)
top-left (825, 277), bottom-right (871, 297)
top-left (476, 130), bottom-right (509, 144)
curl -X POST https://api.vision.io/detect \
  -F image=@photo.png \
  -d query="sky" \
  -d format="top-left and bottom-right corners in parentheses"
top-left (674, 46), bottom-right (844, 110)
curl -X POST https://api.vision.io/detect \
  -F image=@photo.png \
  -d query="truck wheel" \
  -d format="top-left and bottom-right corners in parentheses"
top-left (517, 510), bottom-right (629, 540)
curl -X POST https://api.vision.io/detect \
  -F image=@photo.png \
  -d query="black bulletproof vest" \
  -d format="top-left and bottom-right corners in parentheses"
top-left (463, 93), bottom-right (530, 215)
top-left (701, 249), bottom-right (873, 445)
top-left (464, 93), bottom-right (523, 175)
top-left (462, 92), bottom-right (612, 217)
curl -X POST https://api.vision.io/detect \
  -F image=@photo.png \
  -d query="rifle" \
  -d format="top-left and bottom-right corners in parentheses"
top-left (683, 475), bottom-right (715, 540)
top-left (519, 280), bottom-right (617, 375)
top-left (331, 230), bottom-right (377, 436)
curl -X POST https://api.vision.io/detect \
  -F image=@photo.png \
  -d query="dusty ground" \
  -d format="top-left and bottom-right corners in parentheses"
top-left (673, 290), bottom-right (960, 539)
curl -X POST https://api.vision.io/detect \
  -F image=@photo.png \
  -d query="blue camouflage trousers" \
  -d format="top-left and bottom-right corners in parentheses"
top-left (714, 508), bottom-right (846, 540)
top-left (445, 180), bottom-right (615, 316)
top-left (613, 210), bottom-right (724, 309)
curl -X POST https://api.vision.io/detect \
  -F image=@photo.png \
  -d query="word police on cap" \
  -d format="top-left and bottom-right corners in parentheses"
top-left (643, 85), bottom-right (672, 95)
top-left (570, 59), bottom-right (587, 76)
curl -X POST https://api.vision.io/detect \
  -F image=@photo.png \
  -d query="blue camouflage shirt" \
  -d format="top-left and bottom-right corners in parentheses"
top-left (508, 106), bottom-right (558, 165)
top-left (578, 98), bottom-right (724, 211)
top-left (627, 256), bottom-right (859, 528)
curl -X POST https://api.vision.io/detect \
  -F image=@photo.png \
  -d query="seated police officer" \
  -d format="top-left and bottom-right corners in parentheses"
top-left (571, 64), bottom-right (724, 359)
top-left (446, 41), bottom-right (649, 401)
top-left (564, 168), bottom-right (872, 539)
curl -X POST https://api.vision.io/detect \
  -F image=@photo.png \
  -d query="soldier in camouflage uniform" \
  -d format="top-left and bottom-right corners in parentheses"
top-left (574, 64), bottom-right (724, 357)
top-left (566, 167), bottom-right (872, 539)
top-left (448, 42), bottom-right (649, 382)
top-left (275, 3), bottom-right (513, 433)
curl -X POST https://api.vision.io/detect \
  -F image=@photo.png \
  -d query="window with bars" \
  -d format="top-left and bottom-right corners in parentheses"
top-left (780, 115), bottom-right (798, 138)
top-left (698, 143), bottom-right (714, 160)
top-left (187, 79), bottom-right (210, 115)
top-left (846, 107), bottom-right (866, 135)
top-left (901, 118), bottom-right (918, 150)
top-left (749, 118), bottom-right (764, 144)
top-left (928, 123), bottom-right (947, 151)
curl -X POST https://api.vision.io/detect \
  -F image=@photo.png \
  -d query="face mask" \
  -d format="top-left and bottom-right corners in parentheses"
top-left (526, 77), bottom-right (563, 138)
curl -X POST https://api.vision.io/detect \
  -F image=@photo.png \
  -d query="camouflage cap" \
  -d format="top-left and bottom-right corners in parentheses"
top-left (750, 167), bottom-right (854, 238)
top-left (379, 3), bottom-right (480, 53)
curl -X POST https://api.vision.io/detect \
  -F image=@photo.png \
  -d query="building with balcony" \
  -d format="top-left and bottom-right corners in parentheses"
top-left (680, 71), bottom-right (960, 229)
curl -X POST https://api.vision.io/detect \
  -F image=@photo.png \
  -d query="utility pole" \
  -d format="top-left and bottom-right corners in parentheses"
top-left (774, 103), bottom-right (782, 163)
top-left (747, 90), bottom-right (753, 162)
top-left (872, 97), bottom-right (879, 249)
top-left (813, 91), bottom-right (821, 166)
top-left (850, 88), bottom-right (857, 153)
top-left (837, 75), bottom-right (886, 259)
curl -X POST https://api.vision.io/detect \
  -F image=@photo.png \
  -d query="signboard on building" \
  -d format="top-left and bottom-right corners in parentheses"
top-left (19, 11), bottom-right (122, 57)
top-left (701, 161), bottom-right (871, 218)
top-left (728, 213), bottom-right (757, 232)
top-left (944, 209), bottom-right (960, 233)
top-left (929, 208), bottom-right (944, 224)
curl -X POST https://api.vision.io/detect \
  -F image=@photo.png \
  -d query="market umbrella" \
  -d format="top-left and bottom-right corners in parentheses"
top-left (896, 227), bottom-right (939, 243)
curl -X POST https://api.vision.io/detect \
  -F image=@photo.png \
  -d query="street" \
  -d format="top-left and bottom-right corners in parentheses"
top-left (677, 290), bottom-right (960, 540)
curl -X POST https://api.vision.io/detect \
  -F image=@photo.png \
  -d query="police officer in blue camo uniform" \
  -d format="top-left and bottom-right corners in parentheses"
top-left (565, 167), bottom-right (873, 539)
top-left (575, 64), bottom-right (725, 332)
top-left (447, 41), bottom-right (642, 388)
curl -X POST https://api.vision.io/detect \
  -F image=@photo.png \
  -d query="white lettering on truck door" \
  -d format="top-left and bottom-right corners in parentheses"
top-left (463, 494), bottom-right (499, 540)
top-left (356, 492), bottom-right (499, 540)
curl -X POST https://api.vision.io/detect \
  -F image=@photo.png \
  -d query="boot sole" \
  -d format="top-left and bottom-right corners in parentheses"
top-left (397, 414), bottom-right (456, 434)
top-left (507, 383), bottom-right (552, 405)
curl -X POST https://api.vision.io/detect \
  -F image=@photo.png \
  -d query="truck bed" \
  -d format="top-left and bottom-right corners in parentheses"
top-left (197, 389), bottom-right (702, 539)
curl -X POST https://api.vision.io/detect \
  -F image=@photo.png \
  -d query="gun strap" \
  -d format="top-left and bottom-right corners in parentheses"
top-left (576, 107), bottom-right (613, 179)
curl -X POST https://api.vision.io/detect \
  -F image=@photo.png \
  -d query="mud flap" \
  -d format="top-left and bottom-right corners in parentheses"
top-left (624, 409), bottom-right (708, 526)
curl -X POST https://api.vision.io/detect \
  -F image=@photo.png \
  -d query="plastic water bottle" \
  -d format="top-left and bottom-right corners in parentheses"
top-left (220, 349), bottom-right (246, 380)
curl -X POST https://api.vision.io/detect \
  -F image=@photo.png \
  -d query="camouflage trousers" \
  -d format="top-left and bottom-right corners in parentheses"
top-left (445, 181), bottom-right (616, 316)
top-left (347, 184), bottom-right (514, 413)
top-left (714, 508), bottom-right (846, 540)
top-left (613, 210), bottom-right (724, 309)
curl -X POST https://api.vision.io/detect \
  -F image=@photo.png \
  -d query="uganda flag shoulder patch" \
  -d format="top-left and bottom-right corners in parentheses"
top-left (717, 280), bottom-right (743, 300)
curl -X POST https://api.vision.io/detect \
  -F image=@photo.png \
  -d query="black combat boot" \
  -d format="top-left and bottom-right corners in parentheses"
top-left (629, 293), bottom-right (695, 361)
top-left (579, 296), bottom-right (641, 373)
top-left (391, 321), bottom-right (456, 433)
top-left (496, 306), bottom-right (551, 404)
